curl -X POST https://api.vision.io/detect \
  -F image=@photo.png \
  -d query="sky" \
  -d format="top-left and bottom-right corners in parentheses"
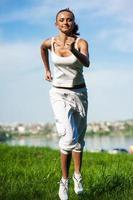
top-left (0, 0), bottom-right (133, 124)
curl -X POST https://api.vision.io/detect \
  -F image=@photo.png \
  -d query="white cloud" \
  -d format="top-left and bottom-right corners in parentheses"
top-left (85, 66), bottom-right (133, 122)
top-left (0, 28), bottom-right (3, 41)
top-left (0, 0), bottom-right (133, 123)
top-left (91, 0), bottom-right (132, 17)
top-left (111, 31), bottom-right (133, 53)
top-left (0, 1), bottom-right (56, 24)
top-left (95, 27), bottom-right (133, 53)
top-left (0, 0), bottom-right (133, 25)
top-left (0, 41), bottom-right (41, 76)
top-left (1, 0), bottom-right (133, 56)
top-left (0, 40), bottom-right (133, 122)
top-left (79, 0), bottom-right (133, 25)
top-left (85, 67), bottom-right (133, 88)
top-left (0, 40), bottom-right (52, 123)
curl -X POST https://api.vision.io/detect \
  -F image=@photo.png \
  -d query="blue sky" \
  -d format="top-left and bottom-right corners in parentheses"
top-left (0, 0), bottom-right (133, 123)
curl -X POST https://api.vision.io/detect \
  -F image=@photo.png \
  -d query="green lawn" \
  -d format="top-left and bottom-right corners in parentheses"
top-left (0, 144), bottom-right (133, 200)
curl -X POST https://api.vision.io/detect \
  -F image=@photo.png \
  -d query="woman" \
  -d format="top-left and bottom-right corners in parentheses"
top-left (41, 8), bottom-right (90, 200)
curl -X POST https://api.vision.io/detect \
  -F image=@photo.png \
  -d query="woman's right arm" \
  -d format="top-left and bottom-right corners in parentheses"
top-left (40, 38), bottom-right (53, 81)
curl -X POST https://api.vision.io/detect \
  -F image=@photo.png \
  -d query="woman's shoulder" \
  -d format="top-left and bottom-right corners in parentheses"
top-left (41, 37), bottom-right (54, 49)
top-left (76, 37), bottom-right (88, 44)
top-left (76, 37), bottom-right (89, 48)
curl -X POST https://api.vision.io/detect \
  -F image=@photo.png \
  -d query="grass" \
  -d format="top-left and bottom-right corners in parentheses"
top-left (0, 144), bottom-right (133, 200)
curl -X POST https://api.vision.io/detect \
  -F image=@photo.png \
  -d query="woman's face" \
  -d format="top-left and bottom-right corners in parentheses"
top-left (56, 11), bottom-right (75, 34)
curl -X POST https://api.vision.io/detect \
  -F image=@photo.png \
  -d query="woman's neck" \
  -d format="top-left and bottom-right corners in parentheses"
top-left (58, 32), bottom-right (74, 44)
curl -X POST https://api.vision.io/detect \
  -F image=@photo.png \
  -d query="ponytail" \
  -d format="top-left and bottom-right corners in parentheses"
top-left (73, 22), bottom-right (80, 36)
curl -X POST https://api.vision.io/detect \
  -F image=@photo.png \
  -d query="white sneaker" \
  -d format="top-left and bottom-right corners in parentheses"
top-left (58, 178), bottom-right (69, 200)
top-left (73, 174), bottom-right (83, 194)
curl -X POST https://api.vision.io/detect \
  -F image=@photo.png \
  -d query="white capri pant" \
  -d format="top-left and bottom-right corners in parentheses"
top-left (49, 87), bottom-right (88, 154)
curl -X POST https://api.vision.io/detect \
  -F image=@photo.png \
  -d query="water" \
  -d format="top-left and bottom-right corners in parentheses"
top-left (5, 135), bottom-right (133, 152)
top-left (85, 135), bottom-right (133, 151)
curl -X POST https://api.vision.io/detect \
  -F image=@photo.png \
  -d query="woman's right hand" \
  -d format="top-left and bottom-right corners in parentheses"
top-left (45, 70), bottom-right (53, 81)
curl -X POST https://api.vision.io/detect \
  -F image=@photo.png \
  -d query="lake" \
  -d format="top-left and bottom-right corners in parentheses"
top-left (4, 135), bottom-right (133, 152)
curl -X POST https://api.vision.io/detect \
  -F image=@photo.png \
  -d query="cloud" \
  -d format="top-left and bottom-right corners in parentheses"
top-left (0, 1), bottom-right (56, 24)
top-left (85, 67), bottom-right (133, 89)
top-left (111, 31), bottom-right (133, 53)
top-left (0, 39), bottom-right (133, 123)
top-left (0, 40), bottom-right (42, 84)
top-left (94, 27), bottom-right (133, 53)
top-left (0, 39), bottom-right (52, 123)
top-left (0, 0), bottom-right (133, 25)
top-left (0, 28), bottom-right (3, 41)
top-left (77, 0), bottom-right (133, 25)
top-left (1, 0), bottom-right (133, 55)
top-left (85, 66), bottom-right (133, 122)
top-left (0, 0), bottom-right (133, 122)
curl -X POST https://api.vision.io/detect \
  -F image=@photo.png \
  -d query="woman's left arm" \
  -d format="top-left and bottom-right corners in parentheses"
top-left (71, 39), bottom-right (90, 67)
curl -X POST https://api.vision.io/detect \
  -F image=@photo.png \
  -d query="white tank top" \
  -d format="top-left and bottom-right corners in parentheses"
top-left (51, 37), bottom-right (85, 88)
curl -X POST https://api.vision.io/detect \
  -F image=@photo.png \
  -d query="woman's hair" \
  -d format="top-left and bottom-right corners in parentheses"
top-left (56, 8), bottom-right (80, 35)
